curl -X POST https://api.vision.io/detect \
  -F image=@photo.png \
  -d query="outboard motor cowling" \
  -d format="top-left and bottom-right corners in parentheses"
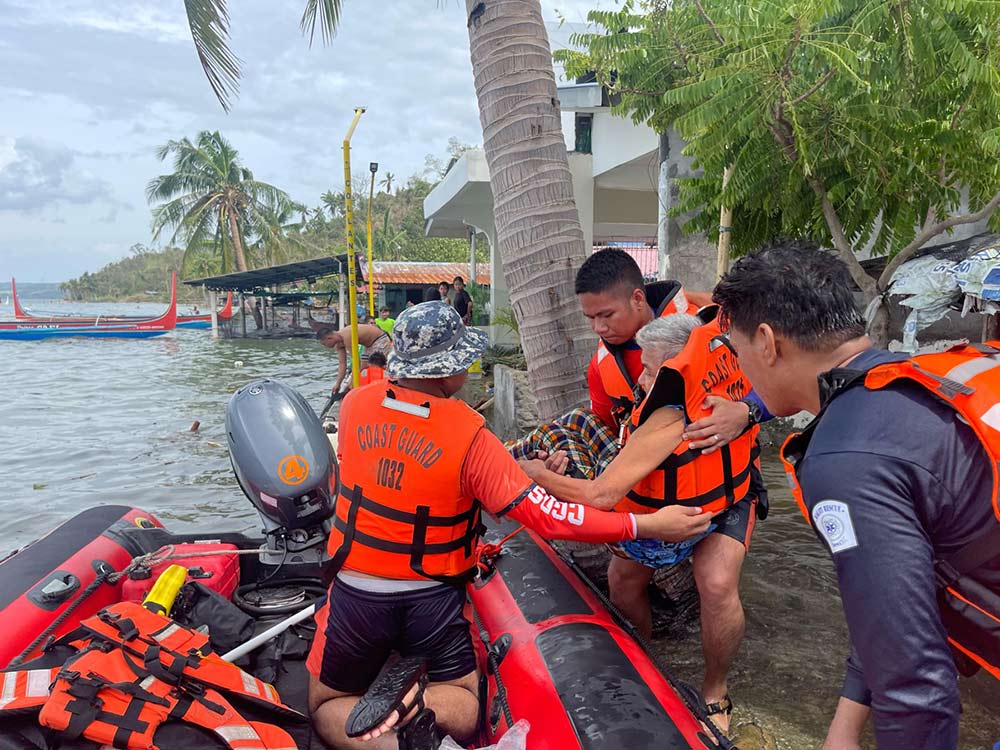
top-left (226, 379), bottom-right (338, 566)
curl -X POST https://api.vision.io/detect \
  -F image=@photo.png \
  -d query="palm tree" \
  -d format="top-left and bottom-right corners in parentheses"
top-left (379, 171), bottom-right (395, 195)
top-left (147, 130), bottom-right (297, 275)
top-left (181, 1), bottom-right (593, 418)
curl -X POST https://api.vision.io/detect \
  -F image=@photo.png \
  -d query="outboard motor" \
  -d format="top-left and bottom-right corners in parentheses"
top-left (226, 379), bottom-right (338, 567)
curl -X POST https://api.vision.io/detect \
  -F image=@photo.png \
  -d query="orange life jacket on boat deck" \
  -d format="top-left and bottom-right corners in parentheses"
top-left (780, 341), bottom-right (1000, 681)
top-left (0, 600), bottom-right (302, 750)
top-left (595, 282), bottom-right (712, 430)
top-left (616, 311), bottom-right (759, 517)
top-left (327, 383), bottom-right (486, 584)
top-left (359, 365), bottom-right (385, 386)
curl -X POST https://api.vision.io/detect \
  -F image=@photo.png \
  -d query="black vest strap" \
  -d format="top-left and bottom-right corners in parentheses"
top-left (327, 484), bottom-right (363, 579)
top-left (936, 523), bottom-right (1000, 589)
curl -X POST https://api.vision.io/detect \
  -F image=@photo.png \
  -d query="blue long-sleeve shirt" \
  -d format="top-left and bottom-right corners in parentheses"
top-left (797, 348), bottom-right (1000, 749)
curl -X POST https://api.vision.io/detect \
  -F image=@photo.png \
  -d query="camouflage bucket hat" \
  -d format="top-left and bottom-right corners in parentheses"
top-left (387, 301), bottom-right (488, 379)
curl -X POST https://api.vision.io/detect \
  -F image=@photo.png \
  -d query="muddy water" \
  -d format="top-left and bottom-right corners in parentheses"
top-left (1, 301), bottom-right (997, 748)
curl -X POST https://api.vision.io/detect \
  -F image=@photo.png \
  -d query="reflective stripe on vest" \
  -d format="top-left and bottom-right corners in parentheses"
top-left (327, 384), bottom-right (486, 582)
top-left (0, 667), bottom-right (58, 712)
top-left (616, 316), bottom-right (759, 516)
top-left (781, 341), bottom-right (1000, 681)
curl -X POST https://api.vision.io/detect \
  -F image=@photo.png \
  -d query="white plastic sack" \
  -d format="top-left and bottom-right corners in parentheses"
top-left (886, 255), bottom-right (962, 352)
top-left (952, 245), bottom-right (1000, 302)
top-left (440, 720), bottom-right (530, 750)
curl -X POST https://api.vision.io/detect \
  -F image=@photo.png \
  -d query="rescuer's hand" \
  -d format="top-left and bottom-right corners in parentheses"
top-left (682, 396), bottom-right (750, 454)
top-left (637, 505), bottom-right (711, 542)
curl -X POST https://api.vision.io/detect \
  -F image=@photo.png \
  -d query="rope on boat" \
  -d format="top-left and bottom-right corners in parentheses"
top-left (107, 545), bottom-right (264, 584)
top-left (474, 525), bottom-right (524, 575)
top-left (8, 568), bottom-right (112, 667)
top-left (8, 546), bottom-right (263, 666)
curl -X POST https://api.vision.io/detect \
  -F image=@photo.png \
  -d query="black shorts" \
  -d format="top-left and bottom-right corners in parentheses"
top-left (313, 578), bottom-right (476, 693)
top-left (711, 465), bottom-right (768, 550)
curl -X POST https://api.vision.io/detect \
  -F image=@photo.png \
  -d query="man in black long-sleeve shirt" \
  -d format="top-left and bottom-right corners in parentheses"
top-left (712, 245), bottom-right (1000, 750)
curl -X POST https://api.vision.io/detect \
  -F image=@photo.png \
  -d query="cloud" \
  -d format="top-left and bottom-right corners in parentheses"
top-left (0, 0), bottom-right (616, 279)
top-left (0, 137), bottom-right (122, 212)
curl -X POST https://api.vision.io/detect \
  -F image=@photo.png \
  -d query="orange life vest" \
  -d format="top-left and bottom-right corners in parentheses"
top-left (359, 365), bottom-right (385, 386)
top-left (595, 282), bottom-right (711, 429)
top-left (780, 342), bottom-right (1000, 681)
top-left (617, 313), bottom-right (759, 516)
top-left (0, 600), bottom-right (301, 750)
top-left (327, 383), bottom-right (485, 583)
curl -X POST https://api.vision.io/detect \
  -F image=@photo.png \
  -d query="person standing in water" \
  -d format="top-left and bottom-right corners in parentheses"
top-left (317, 322), bottom-right (393, 394)
top-left (713, 244), bottom-right (1000, 750)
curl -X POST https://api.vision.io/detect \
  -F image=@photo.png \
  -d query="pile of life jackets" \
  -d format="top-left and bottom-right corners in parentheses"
top-left (0, 600), bottom-right (304, 750)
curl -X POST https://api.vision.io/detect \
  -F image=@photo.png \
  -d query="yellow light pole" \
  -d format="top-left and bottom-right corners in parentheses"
top-left (343, 107), bottom-right (365, 388)
top-left (367, 162), bottom-right (378, 318)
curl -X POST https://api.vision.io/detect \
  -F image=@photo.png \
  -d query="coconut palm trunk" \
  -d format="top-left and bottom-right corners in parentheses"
top-left (465, 0), bottom-right (593, 420)
top-left (227, 208), bottom-right (263, 328)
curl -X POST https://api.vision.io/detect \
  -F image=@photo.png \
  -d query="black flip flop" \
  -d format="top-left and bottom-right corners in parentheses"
top-left (345, 654), bottom-right (430, 738)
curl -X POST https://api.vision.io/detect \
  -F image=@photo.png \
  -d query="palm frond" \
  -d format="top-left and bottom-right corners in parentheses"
top-left (300, 0), bottom-right (343, 47)
top-left (183, 0), bottom-right (242, 111)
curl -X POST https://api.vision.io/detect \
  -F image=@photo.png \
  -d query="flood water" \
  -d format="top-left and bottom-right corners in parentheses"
top-left (1, 301), bottom-right (998, 749)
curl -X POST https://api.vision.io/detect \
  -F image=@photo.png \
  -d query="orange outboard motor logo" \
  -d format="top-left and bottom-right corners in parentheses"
top-left (277, 455), bottom-right (309, 485)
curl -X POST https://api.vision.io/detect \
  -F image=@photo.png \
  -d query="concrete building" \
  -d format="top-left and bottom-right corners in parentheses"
top-left (423, 80), bottom-right (716, 343)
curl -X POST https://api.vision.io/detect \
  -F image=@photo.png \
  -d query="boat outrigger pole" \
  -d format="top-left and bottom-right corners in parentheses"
top-left (342, 107), bottom-right (365, 388)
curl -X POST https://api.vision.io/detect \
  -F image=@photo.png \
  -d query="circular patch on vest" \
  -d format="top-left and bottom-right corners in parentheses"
top-left (277, 454), bottom-right (309, 485)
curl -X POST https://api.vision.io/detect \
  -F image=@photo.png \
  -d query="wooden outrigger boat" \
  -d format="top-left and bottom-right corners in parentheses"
top-left (10, 278), bottom-right (230, 330)
top-left (0, 275), bottom-right (177, 340)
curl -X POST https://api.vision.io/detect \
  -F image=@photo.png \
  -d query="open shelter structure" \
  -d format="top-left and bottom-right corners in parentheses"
top-left (183, 255), bottom-right (364, 339)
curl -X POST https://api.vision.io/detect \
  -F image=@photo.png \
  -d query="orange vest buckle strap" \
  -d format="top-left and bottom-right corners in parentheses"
top-left (328, 385), bottom-right (486, 583)
top-left (616, 313), bottom-right (760, 517)
top-left (329, 483), bottom-right (483, 584)
top-left (781, 342), bottom-right (1000, 682)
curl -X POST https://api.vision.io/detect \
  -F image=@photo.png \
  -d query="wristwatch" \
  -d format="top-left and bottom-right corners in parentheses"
top-left (741, 397), bottom-right (763, 425)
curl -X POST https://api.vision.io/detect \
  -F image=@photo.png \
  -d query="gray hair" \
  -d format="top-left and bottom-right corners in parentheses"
top-left (635, 314), bottom-right (702, 363)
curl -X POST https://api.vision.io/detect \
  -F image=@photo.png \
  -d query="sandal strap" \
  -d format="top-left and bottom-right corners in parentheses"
top-left (704, 694), bottom-right (733, 716)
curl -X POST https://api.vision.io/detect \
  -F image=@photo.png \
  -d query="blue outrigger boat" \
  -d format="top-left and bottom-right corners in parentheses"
top-left (0, 275), bottom-right (177, 340)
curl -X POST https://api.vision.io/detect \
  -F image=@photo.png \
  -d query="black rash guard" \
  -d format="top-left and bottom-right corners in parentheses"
top-left (797, 348), bottom-right (1000, 750)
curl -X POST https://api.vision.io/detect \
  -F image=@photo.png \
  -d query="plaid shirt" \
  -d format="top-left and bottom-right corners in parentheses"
top-left (505, 408), bottom-right (619, 480)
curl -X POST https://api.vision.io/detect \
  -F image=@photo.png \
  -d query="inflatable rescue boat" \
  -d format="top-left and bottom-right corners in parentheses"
top-left (0, 380), bottom-right (729, 750)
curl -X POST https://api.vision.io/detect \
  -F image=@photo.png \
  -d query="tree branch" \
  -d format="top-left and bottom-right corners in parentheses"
top-left (789, 69), bottom-right (835, 107)
top-left (879, 189), bottom-right (1000, 289)
top-left (694, 0), bottom-right (725, 45)
top-left (808, 177), bottom-right (878, 298)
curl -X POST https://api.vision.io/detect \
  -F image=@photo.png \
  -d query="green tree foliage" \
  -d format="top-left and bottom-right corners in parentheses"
top-left (147, 130), bottom-right (302, 275)
top-left (560, 0), bottom-right (1000, 334)
top-left (60, 245), bottom-right (201, 302)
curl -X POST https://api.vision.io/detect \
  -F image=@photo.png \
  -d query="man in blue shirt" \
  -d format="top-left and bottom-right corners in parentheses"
top-left (713, 244), bottom-right (1000, 749)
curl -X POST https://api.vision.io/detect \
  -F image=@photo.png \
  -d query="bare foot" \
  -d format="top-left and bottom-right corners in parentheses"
top-left (358, 681), bottom-right (423, 741)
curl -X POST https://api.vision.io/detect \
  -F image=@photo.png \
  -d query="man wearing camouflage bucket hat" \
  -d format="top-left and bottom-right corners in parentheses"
top-left (308, 301), bottom-right (714, 749)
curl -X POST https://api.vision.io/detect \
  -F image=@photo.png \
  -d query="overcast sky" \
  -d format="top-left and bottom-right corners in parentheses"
top-left (0, 0), bottom-right (612, 281)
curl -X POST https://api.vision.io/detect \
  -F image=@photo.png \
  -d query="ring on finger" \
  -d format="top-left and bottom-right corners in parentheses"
top-left (713, 434), bottom-right (721, 442)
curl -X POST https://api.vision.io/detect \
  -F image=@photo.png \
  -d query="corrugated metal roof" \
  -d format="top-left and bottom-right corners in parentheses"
top-left (370, 262), bottom-right (490, 286)
top-left (183, 255), bottom-right (361, 292)
top-left (592, 244), bottom-right (659, 279)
